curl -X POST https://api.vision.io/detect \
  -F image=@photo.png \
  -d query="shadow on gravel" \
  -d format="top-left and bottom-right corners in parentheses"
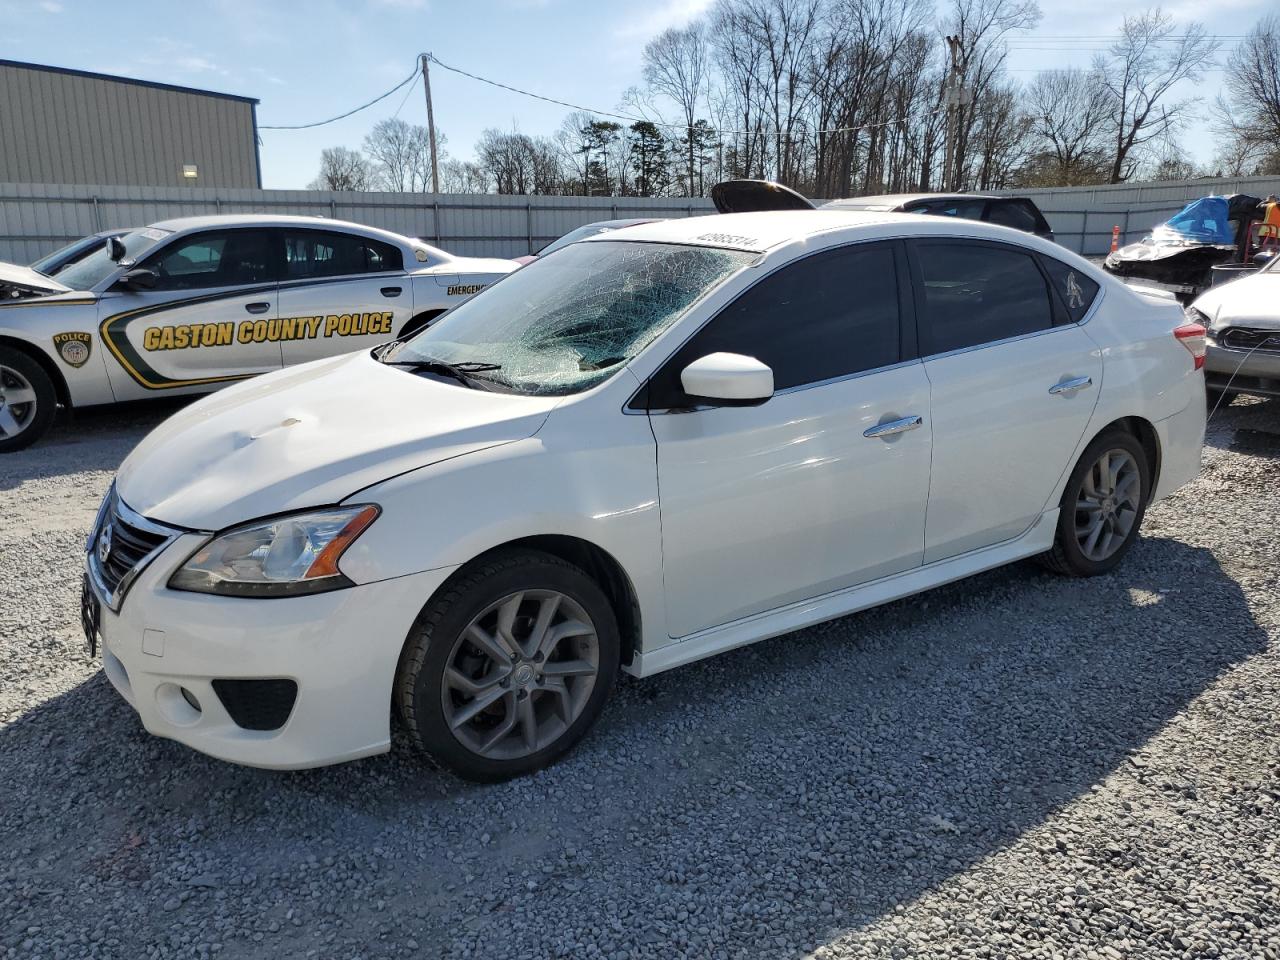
top-left (0, 398), bottom-right (186, 489)
top-left (0, 530), bottom-right (1266, 957)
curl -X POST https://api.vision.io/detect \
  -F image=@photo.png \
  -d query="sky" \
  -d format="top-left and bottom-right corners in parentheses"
top-left (1, 0), bottom-right (1273, 189)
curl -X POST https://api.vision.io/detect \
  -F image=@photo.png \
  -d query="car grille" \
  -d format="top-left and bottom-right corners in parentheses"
top-left (1220, 327), bottom-right (1280, 352)
top-left (88, 488), bottom-right (180, 610)
top-left (211, 679), bottom-right (298, 731)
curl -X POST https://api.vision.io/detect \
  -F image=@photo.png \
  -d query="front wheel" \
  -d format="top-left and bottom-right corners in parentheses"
top-left (0, 348), bottom-right (56, 453)
top-left (1041, 430), bottom-right (1150, 577)
top-left (395, 549), bottom-right (620, 781)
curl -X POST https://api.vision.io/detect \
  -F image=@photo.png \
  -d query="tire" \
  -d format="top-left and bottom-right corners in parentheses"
top-left (1040, 429), bottom-right (1151, 577)
top-left (395, 549), bottom-right (620, 782)
top-left (0, 347), bottom-right (56, 454)
top-left (398, 310), bottom-right (445, 340)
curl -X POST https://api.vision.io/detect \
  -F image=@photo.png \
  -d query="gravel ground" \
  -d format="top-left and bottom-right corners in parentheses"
top-left (2, 396), bottom-right (1279, 960)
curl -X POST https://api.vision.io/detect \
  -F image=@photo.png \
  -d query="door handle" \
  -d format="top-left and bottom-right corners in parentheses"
top-left (244, 301), bottom-right (271, 315)
top-left (1048, 376), bottom-right (1093, 395)
top-left (380, 286), bottom-right (403, 297)
top-left (863, 415), bottom-right (924, 439)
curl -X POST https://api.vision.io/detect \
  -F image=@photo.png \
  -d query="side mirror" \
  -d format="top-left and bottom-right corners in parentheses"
top-left (680, 352), bottom-right (774, 406)
top-left (107, 236), bottom-right (127, 262)
top-left (117, 267), bottom-right (158, 291)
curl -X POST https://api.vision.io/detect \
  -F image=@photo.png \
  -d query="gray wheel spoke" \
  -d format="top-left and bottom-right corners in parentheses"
top-left (1083, 516), bottom-right (1105, 556)
top-left (449, 685), bottom-right (507, 730)
top-left (517, 695), bottom-right (538, 751)
top-left (445, 665), bottom-right (506, 695)
top-left (478, 695), bottom-right (519, 752)
top-left (538, 619), bottom-right (594, 659)
top-left (526, 594), bottom-right (561, 658)
top-left (543, 677), bottom-right (574, 724)
top-left (2, 386), bottom-right (35, 406)
top-left (541, 658), bottom-right (596, 678)
top-left (0, 406), bottom-right (20, 436)
top-left (1115, 473), bottom-right (1140, 505)
top-left (466, 623), bottom-right (515, 664)
top-left (495, 593), bottom-right (524, 652)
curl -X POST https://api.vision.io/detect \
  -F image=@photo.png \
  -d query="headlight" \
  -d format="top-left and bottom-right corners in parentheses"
top-left (168, 505), bottom-right (379, 598)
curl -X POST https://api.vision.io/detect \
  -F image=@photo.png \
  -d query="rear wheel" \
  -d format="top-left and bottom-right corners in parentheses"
top-left (0, 348), bottom-right (56, 453)
top-left (1041, 430), bottom-right (1150, 577)
top-left (395, 549), bottom-right (619, 781)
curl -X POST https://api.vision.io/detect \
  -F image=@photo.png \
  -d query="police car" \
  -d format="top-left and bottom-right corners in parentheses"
top-left (0, 215), bottom-right (516, 451)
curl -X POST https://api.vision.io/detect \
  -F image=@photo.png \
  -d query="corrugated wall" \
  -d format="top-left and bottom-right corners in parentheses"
top-left (0, 62), bottom-right (259, 189)
top-left (4, 175), bottom-right (1280, 264)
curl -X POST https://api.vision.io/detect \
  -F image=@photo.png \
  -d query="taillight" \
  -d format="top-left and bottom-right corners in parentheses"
top-left (1174, 322), bottom-right (1207, 370)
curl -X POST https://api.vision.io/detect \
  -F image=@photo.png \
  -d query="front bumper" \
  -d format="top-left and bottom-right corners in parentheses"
top-left (89, 534), bottom-right (456, 769)
top-left (1205, 341), bottom-right (1280, 397)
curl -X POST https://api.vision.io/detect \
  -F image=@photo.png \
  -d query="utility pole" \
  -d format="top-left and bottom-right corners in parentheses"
top-left (941, 35), bottom-right (961, 192)
top-left (421, 53), bottom-right (440, 194)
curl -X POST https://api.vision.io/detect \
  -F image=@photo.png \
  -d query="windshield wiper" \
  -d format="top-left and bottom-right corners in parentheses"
top-left (381, 355), bottom-right (504, 390)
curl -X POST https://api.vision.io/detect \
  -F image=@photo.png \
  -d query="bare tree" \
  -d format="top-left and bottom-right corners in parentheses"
top-left (440, 159), bottom-right (492, 194)
top-left (308, 147), bottom-right (373, 191)
top-left (1023, 68), bottom-right (1111, 185)
top-left (1095, 8), bottom-right (1218, 184)
top-left (642, 23), bottom-right (709, 194)
top-left (363, 118), bottom-right (432, 191)
top-left (1215, 16), bottom-right (1280, 173)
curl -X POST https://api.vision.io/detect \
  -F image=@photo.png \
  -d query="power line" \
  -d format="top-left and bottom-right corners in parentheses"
top-left (259, 67), bottom-right (419, 130)
top-left (425, 53), bottom-right (937, 138)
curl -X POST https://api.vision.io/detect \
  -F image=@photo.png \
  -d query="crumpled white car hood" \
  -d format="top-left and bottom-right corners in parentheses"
top-left (1194, 272), bottom-right (1280, 330)
top-left (0, 260), bottom-right (71, 295)
top-left (116, 351), bottom-right (559, 531)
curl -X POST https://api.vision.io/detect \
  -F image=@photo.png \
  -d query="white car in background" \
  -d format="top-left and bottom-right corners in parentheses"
top-left (82, 210), bottom-right (1206, 781)
top-left (1186, 257), bottom-right (1280, 405)
top-left (0, 216), bottom-right (515, 451)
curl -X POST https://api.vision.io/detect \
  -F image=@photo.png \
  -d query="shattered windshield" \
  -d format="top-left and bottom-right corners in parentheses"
top-left (387, 241), bottom-right (754, 396)
top-left (1154, 197), bottom-right (1235, 245)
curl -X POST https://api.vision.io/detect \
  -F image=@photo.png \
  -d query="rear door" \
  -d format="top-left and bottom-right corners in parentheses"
top-left (276, 229), bottom-right (411, 366)
top-left (97, 228), bottom-right (282, 400)
top-left (909, 239), bottom-right (1102, 563)
top-left (647, 241), bottom-right (933, 638)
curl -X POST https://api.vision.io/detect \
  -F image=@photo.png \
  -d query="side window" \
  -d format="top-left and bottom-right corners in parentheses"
top-left (649, 243), bottom-right (901, 405)
top-left (915, 242), bottom-right (1054, 355)
top-left (1040, 256), bottom-right (1101, 323)
top-left (985, 200), bottom-right (1040, 233)
top-left (142, 231), bottom-right (276, 291)
top-left (908, 198), bottom-right (988, 220)
top-left (282, 231), bottom-right (404, 279)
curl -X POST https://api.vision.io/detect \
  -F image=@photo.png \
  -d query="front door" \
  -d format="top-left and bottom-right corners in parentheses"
top-left (646, 242), bottom-right (933, 638)
top-left (276, 229), bottom-right (412, 366)
top-left (910, 239), bottom-right (1103, 563)
top-left (97, 229), bottom-right (282, 400)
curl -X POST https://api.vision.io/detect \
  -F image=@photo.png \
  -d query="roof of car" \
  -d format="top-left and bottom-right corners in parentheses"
top-left (145, 215), bottom-right (433, 252)
top-left (823, 193), bottom-right (1004, 211)
top-left (588, 208), bottom-right (1068, 258)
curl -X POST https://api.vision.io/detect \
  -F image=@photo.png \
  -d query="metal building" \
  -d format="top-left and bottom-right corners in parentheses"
top-left (0, 59), bottom-right (260, 189)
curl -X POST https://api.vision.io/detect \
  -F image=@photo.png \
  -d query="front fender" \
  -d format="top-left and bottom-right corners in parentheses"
top-left (0, 299), bottom-right (116, 406)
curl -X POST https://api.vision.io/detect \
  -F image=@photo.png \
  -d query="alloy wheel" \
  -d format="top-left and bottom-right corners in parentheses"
top-left (441, 590), bottom-right (600, 761)
top-left (0, 364), bottom-right (38, 440)
top-left (1074, 449), bottom-right (1140, 562)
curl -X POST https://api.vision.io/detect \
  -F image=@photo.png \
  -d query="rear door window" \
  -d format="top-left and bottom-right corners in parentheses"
top-left (985, 200), bottom-right (1041, 234)
top-left (282, 230), bottom-right (404, 279)
top-left (913, 241), bottom-right (1054, 354)
top-left (906, 198), bottom-right (988, 220)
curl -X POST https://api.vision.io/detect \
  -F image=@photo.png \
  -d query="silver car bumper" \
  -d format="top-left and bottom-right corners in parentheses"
top-left (1205, 339), bottom-right (1280, 397)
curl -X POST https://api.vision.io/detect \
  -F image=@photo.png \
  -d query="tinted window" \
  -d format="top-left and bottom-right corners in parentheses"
top-left (143, 230), bottom-right (276, 290)
top-left (986, 200), bottom-right (1040, 233)
top-left (916, 242), bottom-right (1053, 354)
top-left (1041, 256), bottom-right (1101, 323)
top-left (649, 243), bottom-right (901, 404)
top-left (907, 198), bottom-right (987, 220)
top-left (283, 230), bottom-right (403, 279)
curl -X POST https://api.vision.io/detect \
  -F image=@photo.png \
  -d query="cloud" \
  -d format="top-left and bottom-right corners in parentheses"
top-left (614, 0), bottom-right (714, 39)
top-left (370, 0), bottom-right (427, 7)
top-left (38, 0), bottom-right (61, 10)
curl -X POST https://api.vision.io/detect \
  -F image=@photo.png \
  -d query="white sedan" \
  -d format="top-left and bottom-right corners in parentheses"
top-left (82, 210), bottom-right (1206, 781)
top-left (0, 216), bottom-right (515, 451)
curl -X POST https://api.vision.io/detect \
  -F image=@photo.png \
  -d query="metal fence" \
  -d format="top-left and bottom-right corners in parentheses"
top-left (4, 174), bottom-right (1280, 264)
top-left (0, 182), bottom-right (717, 264)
